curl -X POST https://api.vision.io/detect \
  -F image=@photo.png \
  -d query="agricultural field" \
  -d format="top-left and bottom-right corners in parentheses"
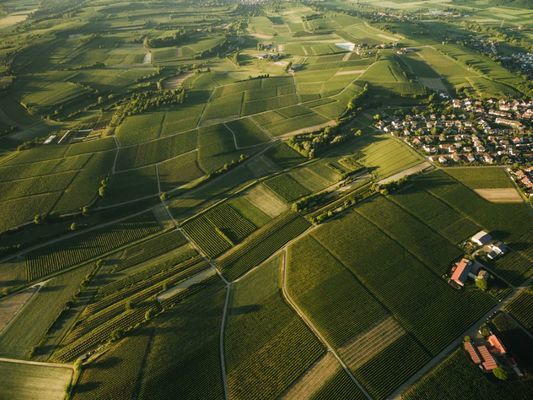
top-left (226, 255), bottom-right (325, 399)
top-left (0, 360), bottom-right (73, 400)
top-left (0, 0), bottom-right (531, 399)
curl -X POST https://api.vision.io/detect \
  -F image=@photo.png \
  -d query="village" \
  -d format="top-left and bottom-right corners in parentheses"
top-left (374, 97), bottom-right (533, 194)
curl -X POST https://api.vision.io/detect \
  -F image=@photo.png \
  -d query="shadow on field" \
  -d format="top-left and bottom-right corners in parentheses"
top-left (231, 304), bottom-right (261, 315)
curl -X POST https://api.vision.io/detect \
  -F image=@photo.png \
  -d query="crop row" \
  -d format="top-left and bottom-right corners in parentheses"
top-left (218, 212), bottom-right (311, 280)
top-left (114, 229), bottom-right (189, 271)
top-left (355, 196), bottom-right (462, 275)
top-left (183, 217), bottom-right (232, 258)
top-left (69, 260), bottom-right (208, 343)
top-left (99, 249), bottom-right (198, 296)
top-left (25, 212), bottom-right (162, 281)
top-left (264, 174), bottom-right (311, 203)
top-left (204, 203), bottom-right (257, 244)
top-left (54, 303), bottom-right (157, 362)
top-left (87, 257), bottom-right (205, 314)
top-left (353, 335), bottom-right (431, 400)
top-left (311, 370), bottom-right (367, 400)
top-left (506, 290), bottom-right (533, 333)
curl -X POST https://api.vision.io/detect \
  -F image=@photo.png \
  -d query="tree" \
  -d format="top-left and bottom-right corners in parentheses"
top-left (33, 214), bottom-right (42, 225)
top-left (82, 206), bottom-right (90, 216)
top-left (493, 367), bottom-right (508, 381)
top-left (98, 185), bottom-right (106, 198)
top-left (475, 276), bottom-right (488, 291)
top-left (69, 222), bottom-right (77, 231)
top-left (159, 192), bottom-right (167, 201)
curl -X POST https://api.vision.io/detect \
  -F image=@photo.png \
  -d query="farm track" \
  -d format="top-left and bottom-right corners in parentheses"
top-left (280, 249), bottom-right (373, 400)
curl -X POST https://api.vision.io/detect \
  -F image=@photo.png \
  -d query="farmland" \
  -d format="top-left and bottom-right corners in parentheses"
top-left (0, 0), bottom-right (531, 399)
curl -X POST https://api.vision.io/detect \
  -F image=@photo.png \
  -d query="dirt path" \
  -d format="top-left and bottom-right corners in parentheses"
top-left (219, 284), bottom-right (231, 400)
top-left (223, 123), bottom-right (242, 150)
top-left (0, 357), bottom-right (73, 369)
top-left (378, 161), bottom-right (432, 185)
top-left (280, 250), bottom-right (373, 400)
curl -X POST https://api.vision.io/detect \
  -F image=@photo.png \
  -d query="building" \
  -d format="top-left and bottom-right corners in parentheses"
top-left (477, 345), bottom-right (498, 372)
top-left (488, 335), bottom-right (507, 355)
top-left (451, 258), bottom-right (473, 287)
top-left (487, 243), bottom-right (506, 260)
top-left (471, 231), bottom-right (492, 246)
top-left (464, 341), bottom-right (481, 364)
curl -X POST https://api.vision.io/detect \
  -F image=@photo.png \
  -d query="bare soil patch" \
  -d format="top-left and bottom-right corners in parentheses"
top-left (474, 188), bottom-right (522, 203)
top-left (245, 184), bottom-right (288, 217)
top-left (338, 316), bottom-right (404, 370)
top-left (281, 352), bottom-right (339, 399)
top-left (335, 70), bottom-right (366, 76)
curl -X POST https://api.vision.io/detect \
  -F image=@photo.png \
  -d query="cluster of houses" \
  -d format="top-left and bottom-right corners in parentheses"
top-left (464, 334), bottom-right (508, 373)
top-left (500, 52), bottom-right (533, 79)
top-left (374, 97), bottom-right (532, 166)
top-left (508, 167), bottom-right (533, 196)
top-left (449, 231), bottom-right (507, 289)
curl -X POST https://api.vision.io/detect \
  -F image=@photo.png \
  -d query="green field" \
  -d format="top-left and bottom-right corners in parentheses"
top-left (0, 361), bottom-right (73, 400)
top-left (226, 255), bottom-right (325, 399)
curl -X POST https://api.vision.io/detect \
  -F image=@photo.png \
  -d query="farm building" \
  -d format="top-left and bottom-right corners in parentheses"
top-left (471, 231), bottom-right (492, 246)
top-left (450, 258), bottom-right (473, 287)
top-left (488, 335), bottom-right (507, 356)
top-left (464, 341), bottom-right (481, 364)
top-left (487, 243), bottom-right (506, 260)
top-left (477, 345), bottom-right (498, 372)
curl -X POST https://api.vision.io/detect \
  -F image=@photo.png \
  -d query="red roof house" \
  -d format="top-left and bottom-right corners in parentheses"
top-left (477, 345), bottom-right (498, 371)
top-left (451, 259), bottom-right (472, 287)
top-left (464, 341), bottom-right (481, 364)
top-left (488, 335), bottom-right (507, 355)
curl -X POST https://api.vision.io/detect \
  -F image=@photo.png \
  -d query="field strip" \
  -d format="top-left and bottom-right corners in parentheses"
top-left (281, 352), bottom-right (340, 399)
top-left (474, 188), bottom-right (522, 203)
top-left (342, 52), bottom-right (352, 61)
top-left (116, 148), bottom-right (198, 173)
top-left (279, 120), bottom-right (337, 139)
top-left (338, 316), bottom-right (405, 370)
top-left (0, 357), bottom-right (73, 369)
top-left (335, 69), bottom-right (365, 76)
top-left (0, 282), bottom-right (44, 335)
top-left (280, 250), bottom-right (373, 400)
top-left (156, 266), bottom-right (217, 301)
top-left (377, 161), bottom-right (432, 185)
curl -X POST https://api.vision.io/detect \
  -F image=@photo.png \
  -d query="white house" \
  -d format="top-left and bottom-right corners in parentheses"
top-left (471, 231), bottom-right (492, 246)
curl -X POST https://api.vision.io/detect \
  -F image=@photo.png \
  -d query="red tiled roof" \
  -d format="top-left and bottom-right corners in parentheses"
top-left (451, 259), bottom-right (471, 286)
top-left (464, 341), bottom-right (481, 364)
top-left (488, 335), bottom-right (507, 355)
top-left (477, 345), bottom-right (497, 371)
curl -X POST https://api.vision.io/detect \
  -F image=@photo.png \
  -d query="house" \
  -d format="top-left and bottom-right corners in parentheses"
top-left (488, 335), bottom-right (507, 355)
top-left (487, 243), bottom-right (506, 260)
top-left (477, 345), bottom-right (498, 372)
top-left (464, 341), bottom-right (481, 364)
top-left (471, 231), bottom-right (492, 246)
top-left (451, 258), bottom-right (473, 287)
